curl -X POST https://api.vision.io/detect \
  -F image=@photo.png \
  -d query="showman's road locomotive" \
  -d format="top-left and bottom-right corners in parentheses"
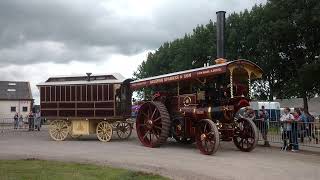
top-left (131, 59), bottom-right (262, 155)
top-left (130, 11), bottom-right (263, 155)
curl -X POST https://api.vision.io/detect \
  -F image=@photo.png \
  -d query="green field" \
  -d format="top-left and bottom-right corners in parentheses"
top-left (0, 159), bottom-right (169, 180)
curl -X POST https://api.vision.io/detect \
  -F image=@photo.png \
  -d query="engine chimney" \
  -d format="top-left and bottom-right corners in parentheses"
top-left (216, 11), bottom-right (226, 60)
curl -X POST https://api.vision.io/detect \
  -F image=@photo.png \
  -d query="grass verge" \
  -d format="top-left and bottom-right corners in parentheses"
top-left (0, 159), bottom-right (169, 180)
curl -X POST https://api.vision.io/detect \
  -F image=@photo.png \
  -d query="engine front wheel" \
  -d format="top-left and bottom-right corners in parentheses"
top-left (195, 119), bottom-right (220, 155)
top-left (233, 118), bottom-right (258, 152)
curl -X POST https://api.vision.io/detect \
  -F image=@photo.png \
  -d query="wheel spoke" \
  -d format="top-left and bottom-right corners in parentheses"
top-left (153, 130), bottom-right (160, 140)
top-left (143, 130), bottom-right (150, 140)
top-left (51, 130), bottom-right (57, 138)
top-left (51, 130), bottom-right (58, 138)
top-left (57, 132), bottom-right (62, 140)
top-left (149, 131), bottom-right (152, 142)
top-left (153, 117), bottom-right (161, 123)
top-left (151, 108), bottom-right (157, 120)
top-left (203, 122), bottom-right (207, 133)
top-left (61, 131), bottom-right (68, 138)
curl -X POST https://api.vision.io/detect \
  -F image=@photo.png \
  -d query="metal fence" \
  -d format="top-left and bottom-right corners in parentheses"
top-left (254, 119), bottom-right (320, 149)
top-left (0, 117), bottom-right (41, 133)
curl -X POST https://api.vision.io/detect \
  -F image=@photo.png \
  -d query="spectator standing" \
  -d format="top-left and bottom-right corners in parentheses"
top-left (305, 111), bottom-right (319, 144)
top-left (280, 107), bottom-right (294, 151)
top-left (299, 109), bottom-right (308, 143)
top-left (28, 112), bottom-right (34, 131)
top-left (34, 110), bottom-right (41, 131)
top-left (291, 110), bottom-right (301, 151)
top-left (18, 114), bottom-right (23, 129)
top-left (258, 106), bottom-right (270, 147)
top-left (13, 113), bottom-right (19, 129)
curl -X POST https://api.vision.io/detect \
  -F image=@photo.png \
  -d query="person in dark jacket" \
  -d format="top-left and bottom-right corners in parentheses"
top-left (28, 112), bottom-right (34, 131)
top-left (258, 106), bottom-right (270, 147)
top-left (18, 114), bottom-right (23, 129)
top-left (13, 112), bottom-right (19, 129)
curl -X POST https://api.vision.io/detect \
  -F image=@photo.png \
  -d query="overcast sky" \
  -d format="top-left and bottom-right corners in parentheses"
top-left (0, 0), bottom-right (265, 104)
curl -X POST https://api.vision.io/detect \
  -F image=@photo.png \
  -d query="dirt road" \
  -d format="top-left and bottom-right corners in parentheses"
top-left (0, 128), bottom-right (319, 180)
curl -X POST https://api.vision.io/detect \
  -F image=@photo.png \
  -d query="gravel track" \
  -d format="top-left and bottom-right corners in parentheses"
top-left (0, 127), bottom-right (319, 180)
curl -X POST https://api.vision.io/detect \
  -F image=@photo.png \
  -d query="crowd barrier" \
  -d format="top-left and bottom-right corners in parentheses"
top-left (0, 117), bottom-right (41, 133)
top-left (254, 119), bottom-right (320, 148)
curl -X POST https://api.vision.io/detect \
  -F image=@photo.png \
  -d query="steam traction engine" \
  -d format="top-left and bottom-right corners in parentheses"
top-left (131, 11), bottom-right (263, 155)
top-left (131, 59), bottom-right (263, 155)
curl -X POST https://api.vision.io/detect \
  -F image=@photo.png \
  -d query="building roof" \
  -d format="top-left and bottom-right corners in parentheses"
top-left (0, 81), bottom-right (33, 100)
top-left (37, 73), bottom-right (126, 86)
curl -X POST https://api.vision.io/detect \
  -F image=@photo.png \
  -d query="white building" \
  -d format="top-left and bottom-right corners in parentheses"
top-left (0, 81), bottom-right (33, 121)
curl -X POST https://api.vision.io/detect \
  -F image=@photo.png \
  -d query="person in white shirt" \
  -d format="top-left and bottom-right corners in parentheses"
top-left (280, 107), bottom-right (294, 151)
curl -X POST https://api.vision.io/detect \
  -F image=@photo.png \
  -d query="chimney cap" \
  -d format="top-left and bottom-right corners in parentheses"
top-left (214, 58), bottom-right (227, 64)
top-left (216, 11), bottom-right (226, 14)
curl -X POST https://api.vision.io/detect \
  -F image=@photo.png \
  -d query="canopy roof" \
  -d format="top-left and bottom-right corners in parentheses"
top-left (130, 59), bottom-right (263, 90)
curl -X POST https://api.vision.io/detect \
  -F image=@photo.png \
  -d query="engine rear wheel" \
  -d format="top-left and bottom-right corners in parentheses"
top-left (195, 119), bottom-right (220, 155)
top-left (136, 101), bottom-right (170, 148)
top-left (233, 118), bottom-right (258, 152)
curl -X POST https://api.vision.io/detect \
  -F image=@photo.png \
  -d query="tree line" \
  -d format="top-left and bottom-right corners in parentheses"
top-left (134, 0), bottom-right (320, 111)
